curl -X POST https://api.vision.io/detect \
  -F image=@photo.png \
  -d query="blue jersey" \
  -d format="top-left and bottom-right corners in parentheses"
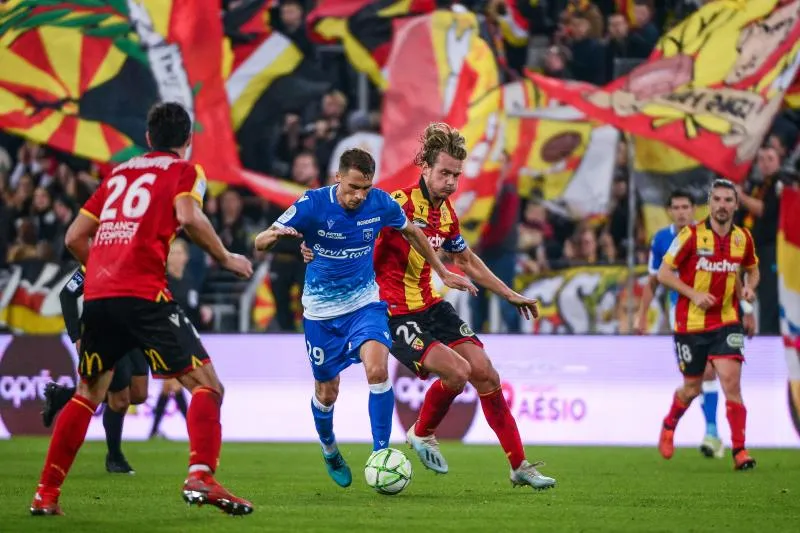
top-left (648, 224), bottom-right (679, 309)
top-left (274, 185), bottom-right (408, 320)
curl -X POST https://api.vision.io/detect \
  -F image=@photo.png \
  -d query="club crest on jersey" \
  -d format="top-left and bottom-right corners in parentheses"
top-left (733, 232), bottom-right (744, 248)
top-left (363, 228), bottom-right (374, 241)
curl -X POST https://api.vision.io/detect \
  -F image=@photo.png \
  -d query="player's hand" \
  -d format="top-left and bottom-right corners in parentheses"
top-left (741, 285), bottom-right (756, 303)
top-left (300, 241), bottom-right (314, 263)
top-left (634, 312), bottom-right (648, 335)
top-left (690, 291), bottom-right (717, 310)
top-left (742, 312), bottom-right (756, 338)
top-left (506, 292), bottom-right (539, 320)
top-left (442, 272), bottom-right (478, 296)
top-left (275, 226), bottom-right (303, 239)
top-left (221, 252), bottom-right (253, 279)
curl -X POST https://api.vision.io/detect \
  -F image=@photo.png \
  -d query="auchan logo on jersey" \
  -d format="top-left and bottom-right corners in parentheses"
top-left (95, 220), bottom-right (140, 245)
top-left (428, 234), bottom-right (445, 250)
top-left (695, 257), bottom-right (739, 273)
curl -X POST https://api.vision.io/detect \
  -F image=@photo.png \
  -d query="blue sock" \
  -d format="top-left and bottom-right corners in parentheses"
top-left (311, 396), bottom-right (337, 453)
top-left (368, 380), bottom-right (394, 451)
top-left (701, 388), bottom-right (719, 438)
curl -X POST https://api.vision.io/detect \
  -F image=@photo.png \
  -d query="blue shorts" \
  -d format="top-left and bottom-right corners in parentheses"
top-left (303, 302), bottom-right (391, 382)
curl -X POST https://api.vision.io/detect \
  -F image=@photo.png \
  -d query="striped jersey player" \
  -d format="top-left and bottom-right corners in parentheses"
top-left (656, 179), bottom-right (760, 471)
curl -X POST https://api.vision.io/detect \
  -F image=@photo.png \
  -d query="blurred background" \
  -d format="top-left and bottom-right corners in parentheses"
top-left (0, 0), bottom-right (797, 338)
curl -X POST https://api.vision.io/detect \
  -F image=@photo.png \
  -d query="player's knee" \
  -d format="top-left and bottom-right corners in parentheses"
top-left (364, 364), bottom-right (389, 385)
top-left (469, 361), bottom-right (500, 390)
top-left (107, 393), bottom-right (130, 413)
top-left (683, 380), bottom-right (703, 400)
top-left (444, 359), bottom-right (470, 391)
top-left (316, 387), bottom-right (339, 406)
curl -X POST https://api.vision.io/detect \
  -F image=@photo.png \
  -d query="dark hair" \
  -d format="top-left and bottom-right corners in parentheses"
top-left (710, 178), bottom-right (738, 201)
top-left (146, 102), bottom-right (192, 152)
top-left (414, 122), bottom-right (467, 168)
top-left (667, 189), bottom-right (694, 207)
top-left (338, 147), bottom-right (375, 178)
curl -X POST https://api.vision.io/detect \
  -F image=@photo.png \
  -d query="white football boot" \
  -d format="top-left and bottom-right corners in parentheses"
top-left (700, 434), bottom-right (725, 459)
top-left (510, 460), bottom-right (556, 490)
top-left (406, 424), bottom-right (448, 474)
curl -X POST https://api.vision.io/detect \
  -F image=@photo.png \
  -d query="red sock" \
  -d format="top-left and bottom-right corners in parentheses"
top-left (480, 388), bottom-right (525, 470)
top-left (726, 400), bottom-right (747, 451)
top-left (663, 392), bottom-right (690, 429)
top-left (415, 380), bottom-right (460, 437)
top-left (187, 387), bottom-right (222, 472)
top-left (38, 395), bottom-right (97, 489)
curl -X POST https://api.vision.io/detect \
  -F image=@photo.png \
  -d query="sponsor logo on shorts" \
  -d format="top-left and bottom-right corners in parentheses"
top-left (696, 257), bottom-right (739, 273)
top-left (459, 323), bottom-right (475, 337)
top-left (726, 333), bottom-right (745, 349)
top-left (0, 337), bottom-right (77, 436)
top-left (393, 365), bottom-right (478, 439)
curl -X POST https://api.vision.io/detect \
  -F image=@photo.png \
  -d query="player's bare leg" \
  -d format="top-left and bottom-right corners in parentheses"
top-left (455, 343), bottom-right (556, 490)
top-left (177, 363), bottom-right (254, 515)
top-left (31, 370), bottom-right (114, 516)
top-left (406, 344), bottom-right (470, 474)
top-left (311, 376), bottom-right (352, 487)
top-left (712, 357), bottom-right (755, 470)
top-left (659, 375), bottom-right (703, 459)
top-left (699, 362), bottom-right (724, 459)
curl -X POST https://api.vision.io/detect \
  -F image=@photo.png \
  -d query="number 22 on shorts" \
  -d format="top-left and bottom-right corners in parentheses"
top-left (306, 341), bottom-right (325, 366)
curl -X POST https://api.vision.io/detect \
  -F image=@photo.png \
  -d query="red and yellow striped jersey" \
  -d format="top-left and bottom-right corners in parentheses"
top-left (663, 219), bottom-right (758, 334)
top-left (375, 179), bottom-right (468, 316)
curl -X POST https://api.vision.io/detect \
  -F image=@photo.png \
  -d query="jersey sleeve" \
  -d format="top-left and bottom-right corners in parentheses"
top-left (80, 183), bottom-right (106, 222)
top-left (273, 193), bottom-right (315, 233)
top-left (647, 231), bottom-right (665, 275)
top-left (382, 190), bottom-right (408, 230)
top-left (663, 226), bottom-right (694, 269)
top-left (442, 213), bottom-right (467, 253)
top-left (175, 164), bottom-right (207, 206)
top-left (742, 228), bottom-right (759, 268)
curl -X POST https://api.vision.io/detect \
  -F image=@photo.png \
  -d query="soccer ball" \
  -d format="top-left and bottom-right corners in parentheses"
top-left (364, 448), bottom-right (412, 495)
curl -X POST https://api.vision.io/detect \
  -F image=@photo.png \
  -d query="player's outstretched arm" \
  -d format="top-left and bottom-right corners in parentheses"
top-left (400, 224), bottom-right (477, 295)
top-left (254, 226), bottom-right (303, 253)
top-left (175, 196), bottom-right (253, 279)
top-left (64, 213), bottom-right (99, 265)
top-left (451, 248), bottom-right (538, 320)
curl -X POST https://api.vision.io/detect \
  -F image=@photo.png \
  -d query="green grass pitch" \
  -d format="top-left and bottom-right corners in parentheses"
top-left (1, 439), bottom-right (799, 532)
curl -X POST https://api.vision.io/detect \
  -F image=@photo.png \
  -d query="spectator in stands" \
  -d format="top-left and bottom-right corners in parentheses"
top-left (215, 188), bottom-right (252, 258)
top-left (31, 187), bottom-right (59, 242)
top-left (311, 90), bottom-right (348, 171)
top-left (518, 200), bottom-right (553, 275)
top-left (7, 217), bottom-right (38, 262)
top-left (291, 151), bottom-right (321, 188)
top-left (327, 111), bottom-right (384, 183)
top-left (167, 238), bottom-right (213, 330)
top-left (629, 2), bottom-right (659, 58)
top-left (272, 0), bottom-right (314, 56)
top-left (564, 225), bottom-right (614, 265)
top-left (9, 173), bottom-right (35, 221)
top-left (737, 145), bottom-right (782, 334)
top-left (565, 0), bottom-right (605, 39)
top-left (542, 44), bottom-right (573, 79)
top-left (567, 12), bottom-right (607, 85)
top-left (51, 195), bottom-right (76, 261)
top-left (605, 12), bottom-right (635, 80)
top-left (606, 171), bottom-right (631, 256)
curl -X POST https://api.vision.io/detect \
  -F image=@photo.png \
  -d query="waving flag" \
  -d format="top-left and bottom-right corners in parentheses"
top-left (778, 185), bottom-right (800, 438)
top-left (529, 0), bottom-right (800, 182)
top-left (0, 0), bottom-right (240, 187)
top-left (377, 8), bottom-right (501, 244)
top-left (308, 0), bottom-right (434, 90)
top-left (504, 79), bottom-right (619, 218)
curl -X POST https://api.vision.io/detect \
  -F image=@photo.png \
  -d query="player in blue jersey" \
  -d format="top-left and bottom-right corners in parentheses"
top-left (254, 148), bottom-right (476, 488)
top-left (636, 189), bottom-right (730, 458)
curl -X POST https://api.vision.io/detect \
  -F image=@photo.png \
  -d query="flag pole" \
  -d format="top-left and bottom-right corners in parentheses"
top-left (626, 133), bottom-right (637, 334)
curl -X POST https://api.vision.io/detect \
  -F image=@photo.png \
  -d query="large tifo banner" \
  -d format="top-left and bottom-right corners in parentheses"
top-left (0, 335), bottom-right (797, 447)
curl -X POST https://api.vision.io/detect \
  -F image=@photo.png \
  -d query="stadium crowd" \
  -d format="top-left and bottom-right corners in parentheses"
top-left (0, 0), bottom-right (797, 334)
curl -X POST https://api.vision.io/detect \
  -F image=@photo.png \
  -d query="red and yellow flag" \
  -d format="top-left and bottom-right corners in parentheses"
top-left (529, 0), bottom-right (800, 182)
top-left (377, 9), bottom-right (501, 244)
